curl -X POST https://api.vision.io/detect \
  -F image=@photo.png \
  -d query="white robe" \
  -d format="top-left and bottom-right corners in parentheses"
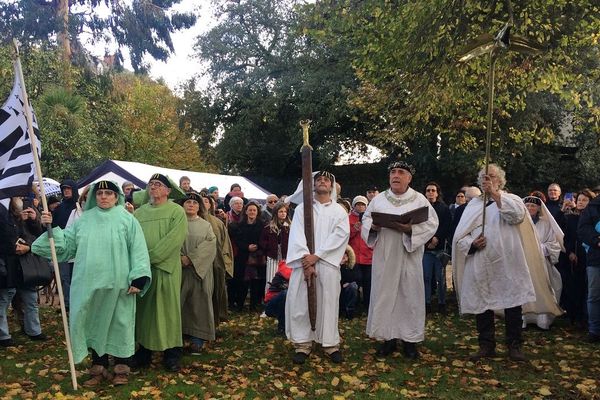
top-left (522, 215), bottom-right (563, 329)
top-left (284, 200), bottom-right (350, 347)
top-left (361, 188), bottom-right (439, 342)
top-left (453, 193), bottom-right (538, 314)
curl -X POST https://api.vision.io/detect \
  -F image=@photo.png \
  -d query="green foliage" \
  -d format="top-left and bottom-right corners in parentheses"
top-left (187, 0), bottom-right (371, 177)
top-left (307, 0), bottom-right (599, 191)
top-left (0, 0), bottom-right (196, 72)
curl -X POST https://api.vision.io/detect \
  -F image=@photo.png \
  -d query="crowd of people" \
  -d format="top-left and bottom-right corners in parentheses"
top-left (0, 165), bottom-right (599, 385)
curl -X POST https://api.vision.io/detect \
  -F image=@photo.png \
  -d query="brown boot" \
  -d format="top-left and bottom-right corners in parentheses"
top-left (83, 365), bottom-right (112, 387)
top-left (112, 364), bottom-right (130, 386)
top-left (508, 345), bottom-right (527, 362)
top-left (469, 345), bottom-right (496, 362)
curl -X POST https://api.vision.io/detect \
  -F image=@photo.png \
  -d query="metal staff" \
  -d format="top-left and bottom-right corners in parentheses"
top-left (12, 39), bottom-right (78, 390)
top-left (458, 17), bottom-right (543, 234)
top-left (300, 120), bottom-right (317, 331)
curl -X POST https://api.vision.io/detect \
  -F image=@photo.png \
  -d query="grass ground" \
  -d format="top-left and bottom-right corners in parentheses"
top-left (0, 300), bottom-right (599, 400)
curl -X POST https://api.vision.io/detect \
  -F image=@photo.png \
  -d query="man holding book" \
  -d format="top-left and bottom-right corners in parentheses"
top-left (361, 161), bottom-right (439, 359)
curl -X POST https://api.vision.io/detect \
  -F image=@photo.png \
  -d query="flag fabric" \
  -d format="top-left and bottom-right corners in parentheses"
top-left (0, 63), bottom-right (41, 199)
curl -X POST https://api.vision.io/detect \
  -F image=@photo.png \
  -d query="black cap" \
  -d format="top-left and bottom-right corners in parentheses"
top-left (149, 173), bottom-right (172, 188)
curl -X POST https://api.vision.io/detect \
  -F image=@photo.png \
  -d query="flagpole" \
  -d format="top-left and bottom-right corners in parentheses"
top-left (12, 39), bottom-right (78, 391)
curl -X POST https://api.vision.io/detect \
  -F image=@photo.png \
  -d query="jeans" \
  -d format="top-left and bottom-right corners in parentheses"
top-left (265, 290), bottom-right (287, 330)
top-left (58, 262), bottom-right (73, 309)
top-left (17, 287), bottom-right (42, 336)
top-left (423, 252), bottom-right (445, 305)
top-left (587, 266), bottom-right (600, 335)
top-left (340, 282), bottom-right (359, 317)
top-left (0, 288), bottom-right (16, 340)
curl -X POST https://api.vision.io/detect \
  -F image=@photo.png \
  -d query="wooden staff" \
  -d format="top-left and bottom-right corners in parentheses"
top-left (12, 39), bottom-right (78, 391)
top-left (300, 120), bottom-right (317, 331)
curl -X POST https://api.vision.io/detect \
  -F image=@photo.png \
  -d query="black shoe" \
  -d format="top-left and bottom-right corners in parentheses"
top-left (402, 341), bottom-right (419, 360)
top-left (292, 352), bottom-right (308, 364)
top-left (469, 346), bottom-right (497, 361)
top-left (28, 333), bottom-right (47, 341)
top-left (329, 351), bottom-right (344, 364)
top-left (587, 332), bottom-right (600, 343)
top-left (130, 353), bottom-right (151, 369)
top-left (438, 304), bottom-right (447, 315)
top-left (0, 338), bottom-right (15, 347)
top-left (375, 339), bottom-right (397, 357)
top-left (164, 361), bottom-right (180, 372)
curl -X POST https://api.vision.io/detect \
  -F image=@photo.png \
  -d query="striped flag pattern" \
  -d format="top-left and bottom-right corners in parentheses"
top-left (0, 65), bottom-right (41, 199)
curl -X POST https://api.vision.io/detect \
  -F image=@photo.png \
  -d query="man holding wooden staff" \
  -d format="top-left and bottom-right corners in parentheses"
top-left (361, 161), bottom-right (438, 360)
top-left (285, 171), bottom-right (350, 364)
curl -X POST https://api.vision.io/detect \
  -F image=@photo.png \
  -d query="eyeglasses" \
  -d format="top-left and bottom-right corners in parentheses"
top-left (456, 194), bottom-right (465, 197)
top-left (267, 200), bottom-right (277, 204)
top-left (426, 189), bottom-right (437, 192)
top-left (147, 181), bottom-right (166, 188)
top-left (96, 190), bottom-right (115, 197)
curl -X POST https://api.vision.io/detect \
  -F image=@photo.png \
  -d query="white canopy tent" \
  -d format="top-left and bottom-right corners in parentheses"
top-left (77, 160), bottom-right (271, 200)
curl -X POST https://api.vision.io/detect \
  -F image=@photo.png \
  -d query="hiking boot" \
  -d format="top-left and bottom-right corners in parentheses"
top-left (83, 365), bottom-right (112, 387)
top-left (508, 345), bottom-right (527, 362)
top-left (189, 343), bottom-right (204, 355)
top-left (402, 341), bottom-right (419, 360)
top-left (469, 345), bottom-right (496, 362)
top-left (329, 351), bottom-right (344, 364)
top-left (0, 338), bottom-right (15, 347)
top-left (375, 339), bottom-right (397, 357)
top-left (292, 352), bottom-right (308, 365)
top-left (112, 364), bottom-right (130, 386)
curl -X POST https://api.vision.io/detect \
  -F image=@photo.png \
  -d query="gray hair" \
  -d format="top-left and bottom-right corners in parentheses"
top-left (464, 186), bottom-right (482, 201)
top-left (229, 196), bottom-right (243, 207)
top-left (477, 164), bottom-right (506, 190)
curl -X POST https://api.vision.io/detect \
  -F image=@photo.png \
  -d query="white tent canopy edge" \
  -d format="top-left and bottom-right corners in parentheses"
top-left (77, 160), bottom-right (271, 200)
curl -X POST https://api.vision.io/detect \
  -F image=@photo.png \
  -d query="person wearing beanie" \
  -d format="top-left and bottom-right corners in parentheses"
top-left (33, 181), bottom-right (151, 386)
top-left (132, 173), bottom-right (188, 372)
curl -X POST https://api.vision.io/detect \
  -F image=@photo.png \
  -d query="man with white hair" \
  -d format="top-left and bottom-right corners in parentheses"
top-left (453, 164), bottom-right (538, 362)
top-left (361, 161), bottom-right (438, 359)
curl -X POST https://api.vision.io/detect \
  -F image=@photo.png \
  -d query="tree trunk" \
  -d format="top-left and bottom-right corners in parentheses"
top-left (56, 0), bottom-right (72, 88)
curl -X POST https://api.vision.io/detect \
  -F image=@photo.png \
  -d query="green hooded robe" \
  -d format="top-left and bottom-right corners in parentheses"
top-left (32, 182), bottom-right (151, 363)
top-left (134, 199), bottom-right (188, 350)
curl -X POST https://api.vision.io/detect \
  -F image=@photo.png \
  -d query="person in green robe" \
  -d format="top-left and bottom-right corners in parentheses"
top-left (132, 173), bottom-right (188, 372)
top-left (179, 192), bottom-right (217, 354)
top-left (201, 193), bottom-right (234, 326)
top-left (33, 180), bottom-right (151, 387)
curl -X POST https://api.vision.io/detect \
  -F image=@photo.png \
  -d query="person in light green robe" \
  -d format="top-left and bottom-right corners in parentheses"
top-left (133, 173), bottom-right (188, 372)
top-left (32, 180), bottom-right (151, 386)
top-left (179, 193), bottom-right (217, 353)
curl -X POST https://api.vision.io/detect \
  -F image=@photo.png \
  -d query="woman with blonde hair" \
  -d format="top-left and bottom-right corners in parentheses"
top-left (259, 202), bottom-right (291, 295)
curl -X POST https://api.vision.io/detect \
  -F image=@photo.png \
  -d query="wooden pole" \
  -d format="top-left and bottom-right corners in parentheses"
top-left (12, 39), bottom-right (78, 391)
top-left (481, 52), bottom-right (497, 236)
top-left (300, 120), bottom-right (317, 331)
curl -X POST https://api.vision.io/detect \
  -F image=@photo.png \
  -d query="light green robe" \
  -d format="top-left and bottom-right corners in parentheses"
top-left (206, 214), bottom-right (234, 325)
top-left (32, 195), bottom-right (151, 364)
top-left (181, 217), bottom-right (217, 340)
top-left (134, 200), bottom-right (188, 350)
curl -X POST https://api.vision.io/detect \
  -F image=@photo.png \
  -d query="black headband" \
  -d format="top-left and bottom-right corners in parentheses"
top-left (96, 180), bottom-right (119, 193)
top-left (388, 161), bottom-right (415, 175)
top-left (314, 171), bottom-right (335, 181)
top-left (149, 173), bottom-right (172, 188)
top-left (523, 196), bottom-right (542, 206)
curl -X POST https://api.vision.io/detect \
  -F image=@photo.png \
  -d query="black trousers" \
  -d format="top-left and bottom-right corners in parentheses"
top-left (135, 345), bottom-right (181, 364)
top-left (357, 264), bottom-right (372, 309)
top-left (91, 349), bottom-right (130, 367)
top-left (475, 306), bottom-right (522, 348)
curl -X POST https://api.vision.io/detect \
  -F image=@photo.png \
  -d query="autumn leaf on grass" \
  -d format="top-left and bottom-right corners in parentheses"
top-left (537, 386), bottom-right (552, 396)
top-left (331, 376), bottom-right (340, 387)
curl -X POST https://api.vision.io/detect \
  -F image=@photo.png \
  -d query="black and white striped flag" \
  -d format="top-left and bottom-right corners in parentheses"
top-left (0, 65), bottom-right (41, 199)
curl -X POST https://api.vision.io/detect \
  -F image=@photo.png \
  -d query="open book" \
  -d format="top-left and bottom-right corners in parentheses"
top-left (371, 206), bottom-right (429, 228)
